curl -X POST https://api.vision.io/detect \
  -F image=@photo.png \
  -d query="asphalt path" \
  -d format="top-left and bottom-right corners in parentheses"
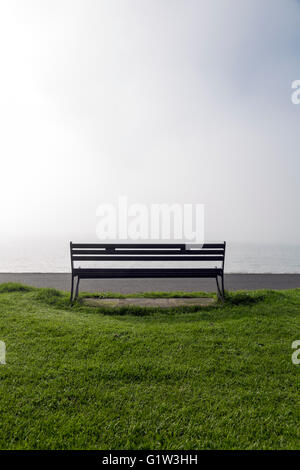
top-left (0, 273), bottom-right (299, 293)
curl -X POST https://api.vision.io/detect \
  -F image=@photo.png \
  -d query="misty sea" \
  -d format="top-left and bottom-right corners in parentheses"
top-left (0, 241), bottom-right (300, 273)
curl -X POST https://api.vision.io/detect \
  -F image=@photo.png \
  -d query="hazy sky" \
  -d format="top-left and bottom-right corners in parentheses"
top-left (1, 0), bottom-right (300, 245)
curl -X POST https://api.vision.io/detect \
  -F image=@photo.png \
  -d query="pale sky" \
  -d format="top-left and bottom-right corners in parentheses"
top-left (1, 0), bottom-right (300, 246)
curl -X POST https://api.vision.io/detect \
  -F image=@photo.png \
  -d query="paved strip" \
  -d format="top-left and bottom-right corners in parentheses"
top-left (83, 297), bottom-right (215, 308)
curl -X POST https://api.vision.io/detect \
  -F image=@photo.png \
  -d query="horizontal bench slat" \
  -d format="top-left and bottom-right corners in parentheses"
top-left (72, 255), bottom-right (224, 261)
top-left (71, 243), bottom-right (225, 249)
top-left (72, 249), bottom-right (224, 255)
top-left (71, 243), bottom-right (186, 249)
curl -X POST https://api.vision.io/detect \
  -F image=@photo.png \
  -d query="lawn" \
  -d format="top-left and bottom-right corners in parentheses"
top-left (0, 283), bottom-right (299, 450)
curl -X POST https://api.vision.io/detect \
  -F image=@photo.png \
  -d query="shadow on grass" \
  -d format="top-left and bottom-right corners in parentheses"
top-left (0, 282), bottom-right (34, 293)
top-left (33, 289), bottom-right (283, 317)
top-left (35, 288), bottom-right (65, 305)
top-left (33, 288), bottom-right (218, 316)
top-left (224, 289), bottom-right (286, 305)
top-left (0, 282), bottom-right (288, 317)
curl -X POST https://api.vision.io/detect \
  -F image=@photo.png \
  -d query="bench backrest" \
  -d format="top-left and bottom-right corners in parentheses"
top-left (70, 242), bottom-right (226, 270)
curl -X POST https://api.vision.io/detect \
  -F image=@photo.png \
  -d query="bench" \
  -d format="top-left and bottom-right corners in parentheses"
top-left (70, 242), bottom-right (226, 303)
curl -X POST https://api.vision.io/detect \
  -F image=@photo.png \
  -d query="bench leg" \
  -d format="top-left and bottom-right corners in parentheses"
top-left (74, 277), bottom-right (80, 300)
top-left (216, 275), bottom-right (224, 302)
top-left (221, 274), bottom-right (225, 300)
top-left (70, 275), bottom-right (74, 304)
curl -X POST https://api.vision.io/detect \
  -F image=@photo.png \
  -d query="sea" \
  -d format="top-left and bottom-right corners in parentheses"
top-left (0, 241), bottom-right (300, 273)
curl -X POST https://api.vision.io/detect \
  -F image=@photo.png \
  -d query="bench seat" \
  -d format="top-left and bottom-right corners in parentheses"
top-left (73, 268), bottom-right (223, 278)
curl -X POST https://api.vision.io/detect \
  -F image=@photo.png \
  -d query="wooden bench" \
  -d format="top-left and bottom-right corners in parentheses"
top-left (70, 242), bottom-right (226, 303)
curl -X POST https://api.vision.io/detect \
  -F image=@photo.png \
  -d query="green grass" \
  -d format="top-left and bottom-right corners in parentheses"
top-left (0, 283), bottom-right (299, 450)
